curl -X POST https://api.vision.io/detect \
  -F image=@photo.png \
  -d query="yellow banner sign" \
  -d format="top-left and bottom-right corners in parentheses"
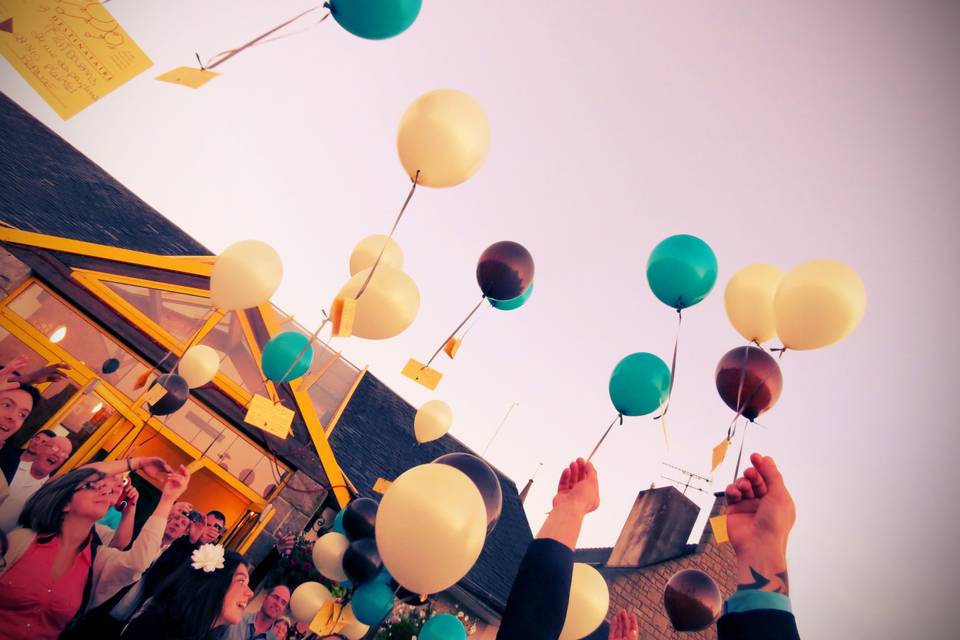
top-left (156, 66), bottom-right (220, 90)
top-left (401, 358), bottom-right (442, 390)
top-left (244, 394), bottom-right (293, 439)
top-left (0, 0), bottom-right (152, 119)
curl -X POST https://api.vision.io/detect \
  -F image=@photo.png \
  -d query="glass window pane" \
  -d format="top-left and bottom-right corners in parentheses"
top-left (50, 391), bottom-right (118, 455)
top-left (103, 281), bottom-right (211, 344)
top-left (0, 327), bottom-right (80, 449)
top-left (198, 313), bottom-right (267, 397)
top-left (6, 284), bottom-right (150, 401)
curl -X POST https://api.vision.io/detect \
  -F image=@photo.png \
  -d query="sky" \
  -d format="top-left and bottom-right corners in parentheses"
top-left (3, 1), bottom-right (960, 637)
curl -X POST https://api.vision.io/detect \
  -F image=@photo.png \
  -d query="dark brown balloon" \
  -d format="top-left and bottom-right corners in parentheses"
top-left (434, 452), bottom-right (503, 534)
top-left (343, 497), bottom-right (378, 541)
top-left (663, 569), bottom-right (723, 632)
top-left (476, 241), bottom-right (535, 301)
top-left (715, 346), bottom-right (783, 421)
top-left (147, 374), bottom-right (190, 416)
top-left (342, 538), bottom-right (382, 585)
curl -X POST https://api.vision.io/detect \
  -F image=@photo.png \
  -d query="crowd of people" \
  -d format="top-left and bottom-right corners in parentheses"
top-left (0, 357), bottom-right (801, 640)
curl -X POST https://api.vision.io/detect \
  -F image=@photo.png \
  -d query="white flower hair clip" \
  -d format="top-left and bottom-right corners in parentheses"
top-left (191, 543), bottom-right (226, 573)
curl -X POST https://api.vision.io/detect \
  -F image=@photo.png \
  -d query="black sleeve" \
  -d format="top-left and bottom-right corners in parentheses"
top-left (250, 547), bottom-right (281, 591)
top-left (497, 538), bottom-right (574, 640)
top-left (0, 444), bottom-right (20, 483)
top-left (717, 609), bottom-right (801, 640)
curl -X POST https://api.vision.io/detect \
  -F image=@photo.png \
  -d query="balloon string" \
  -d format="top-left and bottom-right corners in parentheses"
top-left (423, 296), bottom-right (486, 368)
top-left (200, 6), bottom-right (326, 70)
top-left (144, 307), bottom-right (223, 385)
top-left (354, 170), bottom-right (421, 300)
top-left (726, 345), bottom-right (752, 440)
top-left (205, 12), bottom-right (330, 62)
top-left (587, 413), bottom-right (622, 462)
top-left (653, 309), bottom-right (683, 420)
top-left (732, 420), bottom-right (751, 482)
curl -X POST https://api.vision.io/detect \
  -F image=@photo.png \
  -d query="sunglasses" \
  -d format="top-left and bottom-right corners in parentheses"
top-left (209, 522), bottom-right (226, 533)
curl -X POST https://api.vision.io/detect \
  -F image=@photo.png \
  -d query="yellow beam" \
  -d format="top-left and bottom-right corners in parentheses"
top-left (0, 227), bottom-right (213, 276)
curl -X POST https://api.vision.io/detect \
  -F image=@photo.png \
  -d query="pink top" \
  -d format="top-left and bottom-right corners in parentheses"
top-left (0, 536), bottom-right (93, 640)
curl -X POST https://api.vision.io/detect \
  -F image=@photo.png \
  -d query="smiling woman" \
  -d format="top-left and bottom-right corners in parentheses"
top-left (118, 548), bottom-right (253, 640)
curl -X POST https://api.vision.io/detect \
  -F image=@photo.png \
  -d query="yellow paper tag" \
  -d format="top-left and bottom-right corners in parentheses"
top-left (443, 337), bottom-right (461, 359)
top-left (711, 438), bottom-right (731, 472)
top-left (331, 297), bottom-right (356, 338)
top-left (401, 358), bottom-right (442, 390)
top-left (185, 459), bottom-right (204, 474)
top-left (0, 1), bottom-right (153, 119)
top-left (133, 369), bottom-right (152, 390)
top-left (244, 394), bottom-right (293, 438)
top-left (373, 478), bottom-right (392, 494)
top-left (156, 66), bottom-right (220, 89)
top-left (310, 600), bottom-right (342, 634)
top-left (142, 384), bottom-right (167, 406)
top-left (710, 515), bottom-right (730, 545)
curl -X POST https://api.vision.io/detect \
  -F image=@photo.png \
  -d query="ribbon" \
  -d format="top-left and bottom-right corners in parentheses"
top-left (200, 7), bottom-right (327, 71)
top-left (587, 413), bottom-right (623, 462)
top-left (423, 296), bottom-right (486, 369)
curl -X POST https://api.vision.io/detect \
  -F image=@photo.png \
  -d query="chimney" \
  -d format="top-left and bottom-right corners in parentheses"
top-left (518, 477), bottom-right (533, 504)
top-left (606, 486), bottom-right (700, 568)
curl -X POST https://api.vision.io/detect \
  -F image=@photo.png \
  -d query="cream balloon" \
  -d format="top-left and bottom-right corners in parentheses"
top-left (774, 259), bottom-right (867, 351)
top-left (335, 266), bottom-right (420, 340)
top-left (350, 234), bottom-right (404, 276)
top-left (397, 89), bottom-right (491, 188)
top-left (339, 604), bottom-right (370, 640)
top-left (376, 463), bottom-right (487, 594)
top-left (311, 532), bottom-right (350, 582)
top-left (724, 264), bottom-right (785, 344)
top-left (559, 563), bottom-right (610, 640)
top-left (414, 400), bottom-right (453, 443)
top-left (290, 581), bottom-right (333, 624)
top-left (177, 345), bottom-right (220, 388)
top-left (209, 240), bottom-right (283, 310)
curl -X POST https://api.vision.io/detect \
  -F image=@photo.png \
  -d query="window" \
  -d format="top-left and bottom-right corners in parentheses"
top-left (103, 281), bottom-right (211, 344)
top-left (50, 388), bottom-right (119, 455)
top-left (6, 284), bottom-right (150, 401)
top-left (198, 312), bottom-right (269, 398)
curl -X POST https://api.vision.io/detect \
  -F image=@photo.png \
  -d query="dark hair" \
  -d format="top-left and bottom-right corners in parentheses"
top-left (207, 510), bottom-right (227, 525)
top-left (1, 382), bottom-right (42, 412)
top-left (36, 428), bottom-right (57, 438)
top-left (18, 467), bottom-right (102, 535)
top-left (144, 550), bottom-right (246, 638)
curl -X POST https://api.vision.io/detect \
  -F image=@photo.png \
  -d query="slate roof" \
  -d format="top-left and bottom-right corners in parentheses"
top-left (329, 372), bottom-right (533, 615)
top-left (0, 93), bottom-right (209, 256)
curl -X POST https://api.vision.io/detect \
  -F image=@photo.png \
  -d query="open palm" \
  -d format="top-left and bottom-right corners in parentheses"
top-left (725, 453), bottom-right (796, 558)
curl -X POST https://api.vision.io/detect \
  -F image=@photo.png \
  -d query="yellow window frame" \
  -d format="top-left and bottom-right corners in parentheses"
top-left (69, 269), bottom-right (279, 407)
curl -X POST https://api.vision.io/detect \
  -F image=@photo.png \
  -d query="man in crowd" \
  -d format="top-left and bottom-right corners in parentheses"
top-left (0, 434), bottom-right (72, 532)
top-left (227, 584), bottom-right (291, 640)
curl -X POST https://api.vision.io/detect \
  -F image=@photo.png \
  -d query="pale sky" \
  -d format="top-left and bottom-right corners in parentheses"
top-left (3, 1), bottom-right (959, 638)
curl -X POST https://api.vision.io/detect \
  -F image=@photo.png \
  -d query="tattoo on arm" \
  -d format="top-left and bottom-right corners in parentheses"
top-left (737, 567), bottom-right (789, 595)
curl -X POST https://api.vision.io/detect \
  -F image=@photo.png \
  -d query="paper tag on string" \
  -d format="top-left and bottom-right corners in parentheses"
top-left (401, 358), bottom-right (442, 390)
top-left (710, 515), bottom-right (730, 545)
top-left (711, 439), bottom-right (731, 472)
top-left (142, 384), bottom-right (168, 406)
top-left (156, 66), bottom-right (220, 89)
top-left (244, 394), bottom-right (293, 438)
top-left (330, 297), bottom-right (355, 337)
top-left (373, 478), bottom-right (392, 494)
top-left (443, 337), bottom-right (461, 359)
top-left (133, 369), bottom-right (152, 390)
top-left (310, 599), bottom-right (342, 635)
top-left (0, 2), bottom-right (152, 119)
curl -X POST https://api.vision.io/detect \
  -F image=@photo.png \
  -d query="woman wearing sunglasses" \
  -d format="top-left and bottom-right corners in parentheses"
top-left (0, 461), bottom-right (189, 640)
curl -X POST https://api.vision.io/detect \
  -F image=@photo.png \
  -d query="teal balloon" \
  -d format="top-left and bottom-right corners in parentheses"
top-left (326, 0), bottom-right (422, 40)
top-left (339, 579), bottom-right (353, 590)
top-left (420, 614), bottom-right (467, 640)
top-left (351, 581), bottom-right (395, 625)
top-left (261, 331), bottom-right (313, 383)
top-left (489, 282), bottom-right (534, 311)
top-left (332, 509), bottom-right (346, 534)
top-left (646, 234), bottom-right (718, 310)
top-left (373, 567), bottom-right (392, 584)
top-left (609, 352), bottom-right (671, 416)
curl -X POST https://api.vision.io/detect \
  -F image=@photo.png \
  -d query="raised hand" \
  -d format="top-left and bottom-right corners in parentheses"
top-left (608, 609), bottom-right (639, 640)
top-left (725, 453), bottom-right (796, 594)
top-left (0, 355), bottom-right (28, 391)
top-left (134, 456), bottom-right (174, 482)
top-left (552, 458), bottom-right (600, 517)
top-left (162, 465), bottom-right (190, 501)
top-left (20, 362), bottom-right (70, 385)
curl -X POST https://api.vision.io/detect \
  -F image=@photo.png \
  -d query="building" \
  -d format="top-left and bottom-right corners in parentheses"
top-left (0, 92), bottom-right (531, 635)
top-left (576, 488), bottom-right (737, 640)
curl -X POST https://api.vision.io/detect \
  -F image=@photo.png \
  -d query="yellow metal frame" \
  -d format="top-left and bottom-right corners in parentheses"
top-left (0, 278), bottom-right (288, 509)
top-left (1, 227), bottom-right (367, 509)
top-left (70, 268), bottom-right (279, 407)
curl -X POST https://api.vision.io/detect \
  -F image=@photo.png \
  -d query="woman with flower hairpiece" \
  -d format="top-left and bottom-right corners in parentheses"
top-left (0, 462), bottom-right (189, 640)
top-left (119, 543), bottom-right (254, 640)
